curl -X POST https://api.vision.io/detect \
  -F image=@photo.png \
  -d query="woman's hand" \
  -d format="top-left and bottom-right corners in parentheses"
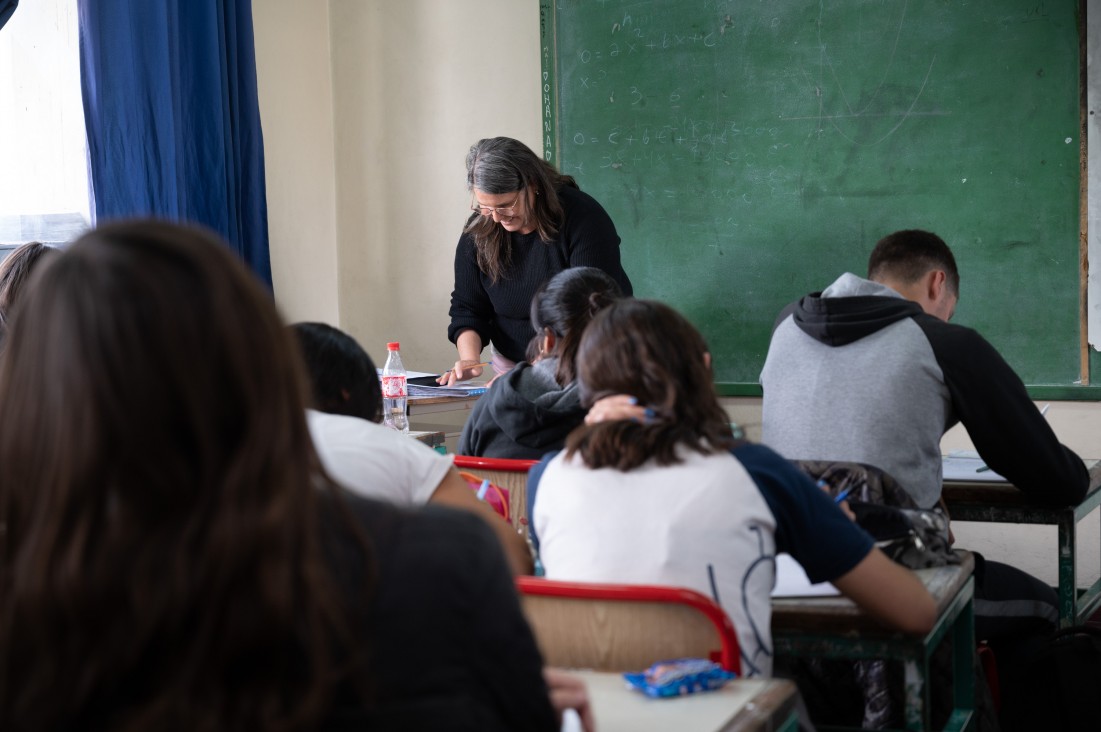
top-left (437, 359), bottom-right (485, 385)
top-left (544, 667), bottom-right (595, 732)
top-left (584, 394), bottom-right (648, 425)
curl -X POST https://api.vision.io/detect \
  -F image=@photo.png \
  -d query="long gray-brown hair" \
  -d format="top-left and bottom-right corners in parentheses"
top-left (464, 137), bottom-right (578, 282)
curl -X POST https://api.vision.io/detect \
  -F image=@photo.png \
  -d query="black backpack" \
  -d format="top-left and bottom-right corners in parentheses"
top-left (999, 623), bottom-right (1101, 731)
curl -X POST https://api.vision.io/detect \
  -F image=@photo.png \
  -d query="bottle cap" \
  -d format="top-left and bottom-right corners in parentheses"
top-left (387, 342), bottom-right (400, 350)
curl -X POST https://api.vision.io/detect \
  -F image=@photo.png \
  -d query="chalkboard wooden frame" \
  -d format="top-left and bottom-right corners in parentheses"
top-left (540, 0), bottom-right (1098, 399)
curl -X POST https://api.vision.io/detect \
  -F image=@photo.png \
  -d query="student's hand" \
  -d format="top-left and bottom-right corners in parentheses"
top-left (818, 480), bottom-right (856, 521)
top-left (544, 667), bottom-right (595, 732)
top-left (437, 359), bottom-right (485, 385)
top-left (585, 394), bottom-right (648, 425)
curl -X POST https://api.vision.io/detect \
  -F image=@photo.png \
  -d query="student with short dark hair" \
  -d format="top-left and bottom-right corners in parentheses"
top-left (291, 321), bottom-right (532, 575)
top-left (761, 228), bottom-right (1086, 509)
top-left (760, 228), bottom-right (1089, 724)
top-left (293, 321), bottom-right (382, 423)
top-left (0, 220), bottom-right (557, 731)
top-left (459, 266), bottom-right (624, 459)
top-left (529, 299), bottom-right (936, 678)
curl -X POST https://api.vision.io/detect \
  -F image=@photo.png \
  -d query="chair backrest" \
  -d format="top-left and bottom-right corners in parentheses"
top-left (516, 577), bottom-right (741, 674)
top-left (452, 456), bottom-right (537, 530)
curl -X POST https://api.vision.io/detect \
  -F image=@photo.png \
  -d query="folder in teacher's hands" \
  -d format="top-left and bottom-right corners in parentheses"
top-left (942, 450), bottom-right (1006, 482)
top-left (405, 372), bottom-right (488, 397)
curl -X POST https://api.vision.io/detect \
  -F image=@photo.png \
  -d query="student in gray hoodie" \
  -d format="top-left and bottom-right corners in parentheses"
top-left (459, 267), bottom-right (624, 460)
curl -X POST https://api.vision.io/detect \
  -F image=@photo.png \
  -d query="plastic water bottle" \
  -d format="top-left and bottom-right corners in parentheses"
top-left (381, 341), bottom-right (409, 433)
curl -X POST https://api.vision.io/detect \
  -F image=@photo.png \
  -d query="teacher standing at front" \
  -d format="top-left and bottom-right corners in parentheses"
top-left (442, 137), bottom-right (633, 385)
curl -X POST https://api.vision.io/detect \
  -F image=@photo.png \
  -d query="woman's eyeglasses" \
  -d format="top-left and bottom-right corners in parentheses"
top-left (471, 195), bottom-right (521, 222)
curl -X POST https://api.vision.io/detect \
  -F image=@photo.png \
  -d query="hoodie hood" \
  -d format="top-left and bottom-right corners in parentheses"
top-left (483, 358), bottom-right (584, 449)
top-left (791, 272), bottom-right (924, 347)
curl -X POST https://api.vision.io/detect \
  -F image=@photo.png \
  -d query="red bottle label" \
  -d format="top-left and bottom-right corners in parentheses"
top-left (381, 375), bottom-right (406, 398)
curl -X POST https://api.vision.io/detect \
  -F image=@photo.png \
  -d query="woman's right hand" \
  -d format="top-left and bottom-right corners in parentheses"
top-left (437, 359), bottom-right (485, 385)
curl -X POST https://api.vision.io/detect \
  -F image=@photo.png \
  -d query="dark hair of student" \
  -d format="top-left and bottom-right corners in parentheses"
top-left (0, 241), bottom-right (59, 329)
top-left (565, 299), bottom-right (738, 470)
top-left (464, 136), bottom-right (579, 283)
top-left (0, 220), bottom-right (370, 731)
top-left (292, 322), bottom-right (382, 423)
top-left (530, 266), bottom-right (623, 386)
top-left (867, 229), bottom-right (960, 297)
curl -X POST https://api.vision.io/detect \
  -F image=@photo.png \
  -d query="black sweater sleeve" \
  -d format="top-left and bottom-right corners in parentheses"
top-left (448, 228), bottom-right (494, 350)
top-left (920, 316), bottom-right (1089, 505)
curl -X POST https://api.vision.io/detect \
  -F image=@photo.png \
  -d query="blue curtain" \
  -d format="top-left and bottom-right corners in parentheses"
top-left (0, 0), bottom-right (17, 31)
top-left (78, 0), bottom-right (272, 287)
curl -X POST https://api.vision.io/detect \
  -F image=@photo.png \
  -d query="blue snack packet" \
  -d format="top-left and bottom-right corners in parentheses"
top-left (623, 658), bottom-right (737, 698)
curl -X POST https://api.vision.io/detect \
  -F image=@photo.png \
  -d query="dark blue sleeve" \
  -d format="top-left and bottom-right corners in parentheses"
top-left (525, 451), bottom-right (559, 553)
top-left (733, 443), bottom-right (874, 583)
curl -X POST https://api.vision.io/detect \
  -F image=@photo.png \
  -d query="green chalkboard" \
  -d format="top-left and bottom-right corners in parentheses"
top-left (539, 0), bottom-right (1085, 393)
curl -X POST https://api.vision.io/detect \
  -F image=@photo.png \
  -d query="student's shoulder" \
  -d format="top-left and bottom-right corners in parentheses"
top-left (732, 441), bottom-right (806, 482)
top-left (912, 312), bottom-right (999, 357)
top-left (308, 409), bottom-right (385, 441)
top-left (339, 489), bottom-right (501, 573)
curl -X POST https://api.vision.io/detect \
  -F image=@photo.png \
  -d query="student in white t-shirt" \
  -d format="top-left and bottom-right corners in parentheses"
top-left (528, 300), bottom-right (936, 677)
top-left (292, 322), bottom-right (531, 574)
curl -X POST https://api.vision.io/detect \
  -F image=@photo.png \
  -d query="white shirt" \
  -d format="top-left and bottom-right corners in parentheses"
top-left (306, 409), bottom-right (452, 507)
top-left (533, 447), bottom-right (779, 676)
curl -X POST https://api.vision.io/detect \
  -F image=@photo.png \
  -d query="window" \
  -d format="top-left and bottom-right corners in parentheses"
top-left (0, 0), bottom-right (89, 258)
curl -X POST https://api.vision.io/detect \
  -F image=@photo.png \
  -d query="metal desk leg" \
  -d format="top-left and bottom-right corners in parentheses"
top-left (950, 595), bottom-right (976, 732)
top-left (1057, 513), bottom-right (1077, 628)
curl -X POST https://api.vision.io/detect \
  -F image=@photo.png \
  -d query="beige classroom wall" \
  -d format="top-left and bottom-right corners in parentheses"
top-left (327, 0), bottom-right (541, 370)
top-left (253, 1), bottom-right (342, 326)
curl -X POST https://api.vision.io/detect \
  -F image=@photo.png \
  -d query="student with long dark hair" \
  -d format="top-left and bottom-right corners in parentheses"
top-left (529, 299), bottom-right (936, 678)
top-left (0, 221), bottom-right (558, 731)
top-left (442, 136), bottom-right (632, 384)
top-left (458, 266), bottom-right (623, 459)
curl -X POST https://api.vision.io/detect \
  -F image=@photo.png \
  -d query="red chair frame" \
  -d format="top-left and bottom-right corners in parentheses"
top-left (516, 576), bottom-right (741, 674)
top-left (451, 456), bottom-right (538, 472)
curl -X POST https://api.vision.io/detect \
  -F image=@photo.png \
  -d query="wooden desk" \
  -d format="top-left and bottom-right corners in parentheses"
top-left (771, 553), bottom-right (975, 732)
top-left (573, 670), bottom-right (800, 732)
top-left (408, 429), bottom-right (445, 451)
top-left (943, 460), bottom-right (1101, 628)
top-left (407, 393), bottom-right (483, 452)
top-left (407, 392), bottom-right (482, 417)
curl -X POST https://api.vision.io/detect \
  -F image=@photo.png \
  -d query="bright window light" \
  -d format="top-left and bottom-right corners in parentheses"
top-left (0, 0), bottom-right (90, 250)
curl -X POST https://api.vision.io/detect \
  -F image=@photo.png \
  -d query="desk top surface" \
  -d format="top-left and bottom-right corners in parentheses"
top-left (573, 671), bottom-right (798, 732)
top-left (942, 459), bottom-right (1101, 507)
top-left (771, 551), bottom-right (974, 635)
top-left (407, 392), bottom-right (482, 406)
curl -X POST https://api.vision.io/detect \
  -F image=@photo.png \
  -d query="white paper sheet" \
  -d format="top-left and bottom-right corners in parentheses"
top-left (771, 553), bottom-right (841, 598)
top-left (941, 450), bottom-right (1006, 482)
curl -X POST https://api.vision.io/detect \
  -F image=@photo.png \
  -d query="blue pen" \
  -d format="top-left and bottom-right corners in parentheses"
top-left (476, 479), bottom-right (490, 501)
top-left (833, 486), bottom-right (853, 504)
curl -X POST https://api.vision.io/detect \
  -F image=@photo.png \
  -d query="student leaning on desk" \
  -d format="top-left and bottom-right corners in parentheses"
top-left (442, 136), bottom-right (633, 385)
top-left (528, 299), bottom-right (937, 678)
top-left (459, 266), bottom-right (624, 460)
top-left (291, 321), bottom-right (532, 575)
top-left (758, 229), bottom-right (1090, 729)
